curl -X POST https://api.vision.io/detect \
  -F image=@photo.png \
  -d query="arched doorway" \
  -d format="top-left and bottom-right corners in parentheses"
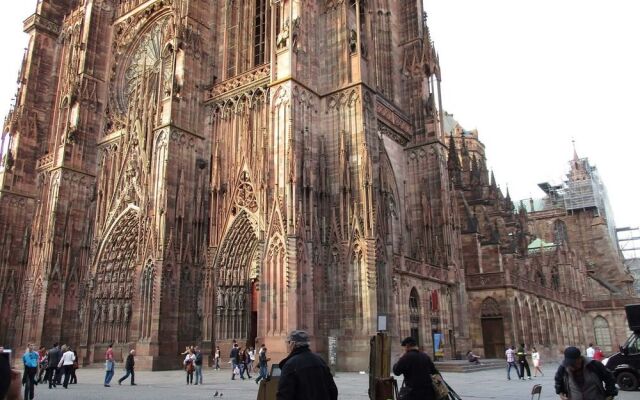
top-left (214, 211), bottom-right (261, 347)
top-left (481, 297), bottom-right (505, 358)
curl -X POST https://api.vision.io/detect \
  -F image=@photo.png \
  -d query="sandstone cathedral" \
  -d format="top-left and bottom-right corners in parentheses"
top-left (0, 0), bottom-right (636, 370)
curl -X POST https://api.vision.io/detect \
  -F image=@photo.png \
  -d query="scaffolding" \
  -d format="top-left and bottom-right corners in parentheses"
top-left (617, 227), bottom-right (640, 294)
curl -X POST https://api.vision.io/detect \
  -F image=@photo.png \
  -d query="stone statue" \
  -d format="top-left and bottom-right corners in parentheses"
top-left (108, 302), bottom-right (115, 322)
top-left (223, 287), bottom-right (230, 309)
top-left (238, 287), bottom-right (246, 310)
top-left (124, 301), bottom-right (131, 322)
top-left (349, 29), bottom-right (358, 53)
top-left (101, 301), bottom-right (108, 322)
top-left (230, 287), bottom-right (238, 310)
top-left (94, 302), bottom-right (101, 322)
top-left (226, 268), bottom-right (233, 286)
top-left (115, 303), bottom-right (122, 322)
top-left (216, 287), bottom-right (224, 308)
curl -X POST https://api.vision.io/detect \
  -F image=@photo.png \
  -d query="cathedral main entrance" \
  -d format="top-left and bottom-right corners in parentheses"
top-left (214, 211), bottom-right (262, 347)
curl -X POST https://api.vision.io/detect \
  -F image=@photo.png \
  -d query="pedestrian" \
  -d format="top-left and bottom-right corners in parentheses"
top-left (248, 347), bottom-right (255, 373)
top-left (277, 330), bottom-right (338, 400)
top-left (104, 342), bottom-right (115, 387)
top-left (230, 343), bottom-right (240, 380)
top-left (531, 347), bottom-right (544, 377)
top-left (554, 346), bottom-right (617, 400)
top-left (70, 349), bottom-right (78, 384)
top-left (194, 346), bottom-right (203, 385)
top-left (214, 346), bottom-right (221, 370)
top-left (466, 350), bottom-right (481, 365)
top-left (184, 348), bottom-right (196, 384)
top-left (37, 346), bottom-right (47, 383)
top-left (585, 343), bottom-right (595, 359)
top-left (593, 346), bottom-right (605, 362)
top-left (57, 345), bottom-right (76, 388)
top-left (118, 349), bottom-right (136, 386)
top-left (45, 342), bottom-right (61, 389)
top-left (392, 336), bottom-right (440, 400)
top-left (255, 344), bottom-right (270, 385)
top-left (22, 343), bottom-right (39, 400)
top-left (516, 343), bottom-right (531, 380)
top-left (239, 347), bottom-right (251, 379)
top-left (505, 346), bottom-right (521, 380)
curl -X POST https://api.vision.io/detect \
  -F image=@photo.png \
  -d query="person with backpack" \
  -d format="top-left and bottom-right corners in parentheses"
top-left (393, 336), bottom-right (441, 400)
top-left (554, 346), bottom-right (617, 400)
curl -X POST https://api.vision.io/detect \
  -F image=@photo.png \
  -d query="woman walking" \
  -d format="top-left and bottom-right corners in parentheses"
top-left (57, 345), bottom-right (76, 388)
top-left (531, 347), bottom-right (544, 377)
top-left (183, 348), bottom-right (196, 385)
top-left (238, 348), bottom-right (251, 379)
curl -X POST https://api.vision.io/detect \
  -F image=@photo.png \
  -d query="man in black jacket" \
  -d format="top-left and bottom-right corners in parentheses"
top-left (276, 330), bottom-right (338, 400)
top-left (554, 346), bottom-right (617, 400)
top-left (117, 350), bottom-right (136, 386)
top-left (44, 343), bottom-right (61, 389)
top-left (393, 336), bottom-right (439, 400)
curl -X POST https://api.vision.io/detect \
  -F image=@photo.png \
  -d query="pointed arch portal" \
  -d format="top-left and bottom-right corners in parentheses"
top-left (481, 297), bottom-right (505, 359)
top-left (214, 211), bottom-right (261, 345)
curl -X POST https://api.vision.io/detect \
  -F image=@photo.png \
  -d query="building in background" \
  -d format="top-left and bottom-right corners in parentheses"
top-left (0, 0), bottom-right (635, 370)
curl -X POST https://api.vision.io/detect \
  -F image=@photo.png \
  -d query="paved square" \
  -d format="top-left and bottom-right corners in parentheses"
top-left (29, 363), bottom-right (635, 399)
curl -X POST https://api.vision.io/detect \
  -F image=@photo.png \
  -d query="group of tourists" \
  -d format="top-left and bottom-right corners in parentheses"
top-left (505, 343), bottom-right (543, 380)
top-left (228, 342), bottom-right (255, 381)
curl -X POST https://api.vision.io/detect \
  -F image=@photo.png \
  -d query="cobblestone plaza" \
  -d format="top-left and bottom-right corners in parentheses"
top-left (28, 363), bottom-right (636, 400)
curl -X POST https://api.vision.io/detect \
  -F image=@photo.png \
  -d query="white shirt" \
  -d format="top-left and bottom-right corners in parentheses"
top-left (184, 353), bottom-right (196, 365)
top-left (249, 350), bottom-right (255, 361)
top-left (531, 352), bottom-right (540, 362)
top-left (586, 346), bottom-right (595, 358)
top-left (59, 351), bottom-right (76, 367)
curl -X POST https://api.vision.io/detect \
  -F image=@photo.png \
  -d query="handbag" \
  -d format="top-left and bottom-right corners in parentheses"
top-left (397, 380), bottom-right (412, 400)
top-left (431, 373), bottom-right (449, 400)
top-left (233, 366), bottom-right (240, 375)
top-left (105, 360), bottom-right (114, 372)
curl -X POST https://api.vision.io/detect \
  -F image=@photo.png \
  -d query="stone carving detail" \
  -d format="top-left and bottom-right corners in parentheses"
top-left (235, 171), bottom-right (258, 212)
top-left (481, 297), bottom-right (502, 317)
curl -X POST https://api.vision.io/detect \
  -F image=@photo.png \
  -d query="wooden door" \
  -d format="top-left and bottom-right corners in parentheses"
top-left (481, 317), bottom-right (505, 359)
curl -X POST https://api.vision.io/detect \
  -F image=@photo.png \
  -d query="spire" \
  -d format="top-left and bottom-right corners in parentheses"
top-left (572, 138), bottom-right (579, 162)
top-left (490, 170), bottom-right (497, 188)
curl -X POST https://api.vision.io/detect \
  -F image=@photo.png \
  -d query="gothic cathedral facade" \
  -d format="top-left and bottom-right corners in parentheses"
top-left (0, 0), bottom-right (461, 370)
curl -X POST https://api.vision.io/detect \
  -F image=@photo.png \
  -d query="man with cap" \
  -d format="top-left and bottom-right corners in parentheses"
top-left (276, 330), bottom-right (338, 400)
top-left (554, 346), bottom-right (617, 400)
top-left (393, 336), bottom-right (440, 400)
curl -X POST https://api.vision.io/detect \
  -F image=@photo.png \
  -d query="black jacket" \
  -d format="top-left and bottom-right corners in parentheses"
top-left (393, 349), bottom-right (438, 400)
top-left (47, 347), bottom-right (61, 369)
top-left (195, 351), bottom-right (203, 366)
top-left (230, 347), bottom-right (239, 363)
top-left (554, 358), bottom-right (618, 397)
top-left (276, 346), bottom-right (338, 400)
top-left (125, 354), bottom-right (135, 370)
